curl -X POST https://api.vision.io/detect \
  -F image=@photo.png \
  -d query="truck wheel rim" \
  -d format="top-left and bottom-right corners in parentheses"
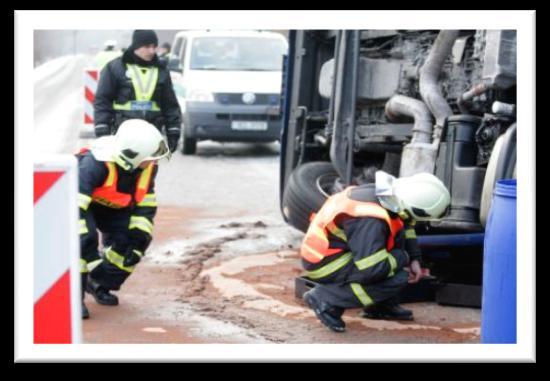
top-left (316, 173), bottom-right (338, 198)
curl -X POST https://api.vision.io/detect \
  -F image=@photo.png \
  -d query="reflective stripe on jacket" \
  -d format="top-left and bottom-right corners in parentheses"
top-left (301, 186), bottom-right (404, 265)
top-left (113, 64), bottom-right (160, 111)
top-left (93, 52), bottom-right (182, 132)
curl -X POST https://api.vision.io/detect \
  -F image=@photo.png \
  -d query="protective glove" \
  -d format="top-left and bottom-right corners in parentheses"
top-left (94, 124), bottom-right (111, 137)
top-left (166, 127), bottom-right (181, 153)
top-left (167, 135), bottom-right (179, 153)
top-left (123, 247), bottom-right (144, 267)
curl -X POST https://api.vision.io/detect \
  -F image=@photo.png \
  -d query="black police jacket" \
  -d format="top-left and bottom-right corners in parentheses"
top-left (94, 49), bottom-right (181, 134)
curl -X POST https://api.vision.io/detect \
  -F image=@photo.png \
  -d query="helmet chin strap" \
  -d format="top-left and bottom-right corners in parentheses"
top-left (113, 154), bottom-right (134, 171)
top-left (398, 210), bottom-right (410, 220)
top-left (377, 195), bottom-right (400, 213)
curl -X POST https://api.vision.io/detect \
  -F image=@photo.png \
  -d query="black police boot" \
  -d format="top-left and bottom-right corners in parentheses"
top-left (86, 277), bottom-right (119, 306)
top-left (303, 290), bottom-right (346, 332)
top-left (82, 302), bottom-right (90, 319)
top-left (361, 299), bottom-right (413, 321)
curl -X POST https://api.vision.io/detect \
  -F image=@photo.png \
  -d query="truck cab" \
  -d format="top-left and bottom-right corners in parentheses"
top-left (168, 30), bottom-right (288, 154)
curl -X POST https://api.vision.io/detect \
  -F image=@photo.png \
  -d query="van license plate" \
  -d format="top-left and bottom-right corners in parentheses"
top-left (231, 121), bottom-right (268, 131)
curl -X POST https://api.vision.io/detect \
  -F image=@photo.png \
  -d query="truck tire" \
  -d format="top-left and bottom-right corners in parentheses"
top-left (182, 135), bottom-right (197, 155)
top-left (282, 161), bottom-right (338, 233)
top-left (479, 124), bottom-right (516, 227)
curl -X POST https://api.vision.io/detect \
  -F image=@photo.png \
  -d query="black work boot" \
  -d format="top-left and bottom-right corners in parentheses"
top-left (86, 277), bottom-right (119, 306)
top-left (303, 290), bottom-right (346, 332)
top-left (361, 300), bottom-right (413, 321)
top-left (82, 302), bottom-right (90, 319)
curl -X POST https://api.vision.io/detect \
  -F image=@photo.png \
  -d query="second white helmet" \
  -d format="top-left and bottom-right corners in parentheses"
top-left (376, 171), bottom-right (451, 221)
top-left (112, 119), bottom-right (170, 171)
top-left (104, 40), bottom-right (118, 49)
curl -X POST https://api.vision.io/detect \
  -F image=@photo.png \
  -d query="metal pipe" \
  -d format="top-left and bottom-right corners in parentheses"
top-left (385, 95), bottom-right (434, 144)
top-left (419, 30), bottom-right (460, 143)
top-left (330, 30), bottom-right (360, 186)
top-left (457, 82), bottom-right (493, 114)
top-left (326, 33), bottom-right (342, 138)
top-left (492, 101), bottom-right (516, 117)
top-left (345, 31), bottom-right (360, 185)
top-left (329, 31), bottom-right (347, 180)
top-left (331, 31), bottom-right (346, 140)
top-left (296, 106), bottom-right (308, 165)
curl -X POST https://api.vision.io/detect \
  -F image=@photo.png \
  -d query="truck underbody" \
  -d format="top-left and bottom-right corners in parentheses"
top-left (279, 30), bottom-right (517, 306)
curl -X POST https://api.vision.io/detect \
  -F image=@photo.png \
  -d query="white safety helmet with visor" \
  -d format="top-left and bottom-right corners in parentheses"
top-left (375, 170), bottom-right (451, 221)
top-left (90, 119), bottom-right (170, 171)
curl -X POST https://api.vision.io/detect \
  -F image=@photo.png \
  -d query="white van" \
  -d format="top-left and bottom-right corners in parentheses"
top-left (168, 30), bottom-right (288, 154)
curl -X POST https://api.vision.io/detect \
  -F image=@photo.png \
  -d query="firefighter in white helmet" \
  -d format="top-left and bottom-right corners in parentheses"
top-left (104, 40), bottom-right (118, 50)
top-left (94, 40), bottom-right (122, 71)
top-left (301, 170), bottom-right (450, 332)
top-left (76, 119), bottom-right (170, 319)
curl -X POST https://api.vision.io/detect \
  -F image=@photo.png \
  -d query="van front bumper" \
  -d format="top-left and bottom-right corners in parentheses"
top-left (183, 102), bottom-right (282, 142)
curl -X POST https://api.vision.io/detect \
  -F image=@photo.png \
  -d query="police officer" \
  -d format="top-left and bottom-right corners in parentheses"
top-left (93, 30), bottom-right (181, 153)
top-left (301, 171), bottom-right (451, 332)
top-left (77, 119), bottom-right (170, 319)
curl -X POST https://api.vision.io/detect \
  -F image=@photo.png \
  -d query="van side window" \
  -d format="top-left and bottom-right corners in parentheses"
top-left (172, 38), bottom-right (183, 58)
top-left (179, 38), bottom-right (187, 68)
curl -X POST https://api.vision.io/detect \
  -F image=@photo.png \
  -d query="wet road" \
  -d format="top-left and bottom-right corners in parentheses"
top-left (83, 141), bottom-right (480, 344)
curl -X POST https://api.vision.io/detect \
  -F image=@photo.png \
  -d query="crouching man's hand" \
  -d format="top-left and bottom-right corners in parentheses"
top-left (407, 259), bottom-right (423, 284)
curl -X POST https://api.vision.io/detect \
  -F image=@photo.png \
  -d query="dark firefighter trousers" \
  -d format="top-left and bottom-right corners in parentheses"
top-left (81, 205), bottom-right (149, 291)
top-left (307, 253), bottom-right (409, 309)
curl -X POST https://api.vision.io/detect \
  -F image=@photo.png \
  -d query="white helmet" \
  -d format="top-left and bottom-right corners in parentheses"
top-left (375, 170), bottom-right (451, 221)
top-left (110, 119), bottom-right (170, 171)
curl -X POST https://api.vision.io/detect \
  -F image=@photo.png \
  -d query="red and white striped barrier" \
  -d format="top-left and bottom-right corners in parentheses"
top-left (34, 155), bottom-right (81, 344)
top-left (84, 69), bottom-right (99, 125)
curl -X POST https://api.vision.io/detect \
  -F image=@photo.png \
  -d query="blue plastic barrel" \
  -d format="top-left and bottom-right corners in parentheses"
top-left (481, 179), bottom-right (517, 343)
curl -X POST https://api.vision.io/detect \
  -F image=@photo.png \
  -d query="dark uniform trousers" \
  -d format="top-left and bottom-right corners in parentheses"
top-left (82, 204), bottom-right (150, 291)
top-left (307, 249), bottom-right (410, 309)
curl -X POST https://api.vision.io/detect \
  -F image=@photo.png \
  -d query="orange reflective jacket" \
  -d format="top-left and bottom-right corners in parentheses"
top-left (301, 186), bottom-right (404, 264)
top-left (91, 162), bottom-right (154, 209)
top-left (78, 148), bottom-right (154, 209)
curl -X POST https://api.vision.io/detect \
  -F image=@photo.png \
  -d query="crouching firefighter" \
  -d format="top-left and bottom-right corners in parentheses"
top-left (301, 171), bottom-right (450, 332)
top-left (77, 119), bottom-right (170, 319)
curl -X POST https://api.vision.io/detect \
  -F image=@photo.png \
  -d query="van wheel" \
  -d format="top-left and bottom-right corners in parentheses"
top-left (282, 161), bottom-right (338, 233)
top-left (182, 135), bottom-right (197, 155)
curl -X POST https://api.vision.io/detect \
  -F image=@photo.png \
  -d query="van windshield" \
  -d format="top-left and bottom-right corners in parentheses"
top-left (190, 37), bottom-right (287, 71)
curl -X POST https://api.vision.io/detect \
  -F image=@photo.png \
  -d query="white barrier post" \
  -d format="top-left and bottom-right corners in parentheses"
top-left (84, 69), bottom-right (98, 125)
top-left (34, 155), bottom-right (81, 344)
